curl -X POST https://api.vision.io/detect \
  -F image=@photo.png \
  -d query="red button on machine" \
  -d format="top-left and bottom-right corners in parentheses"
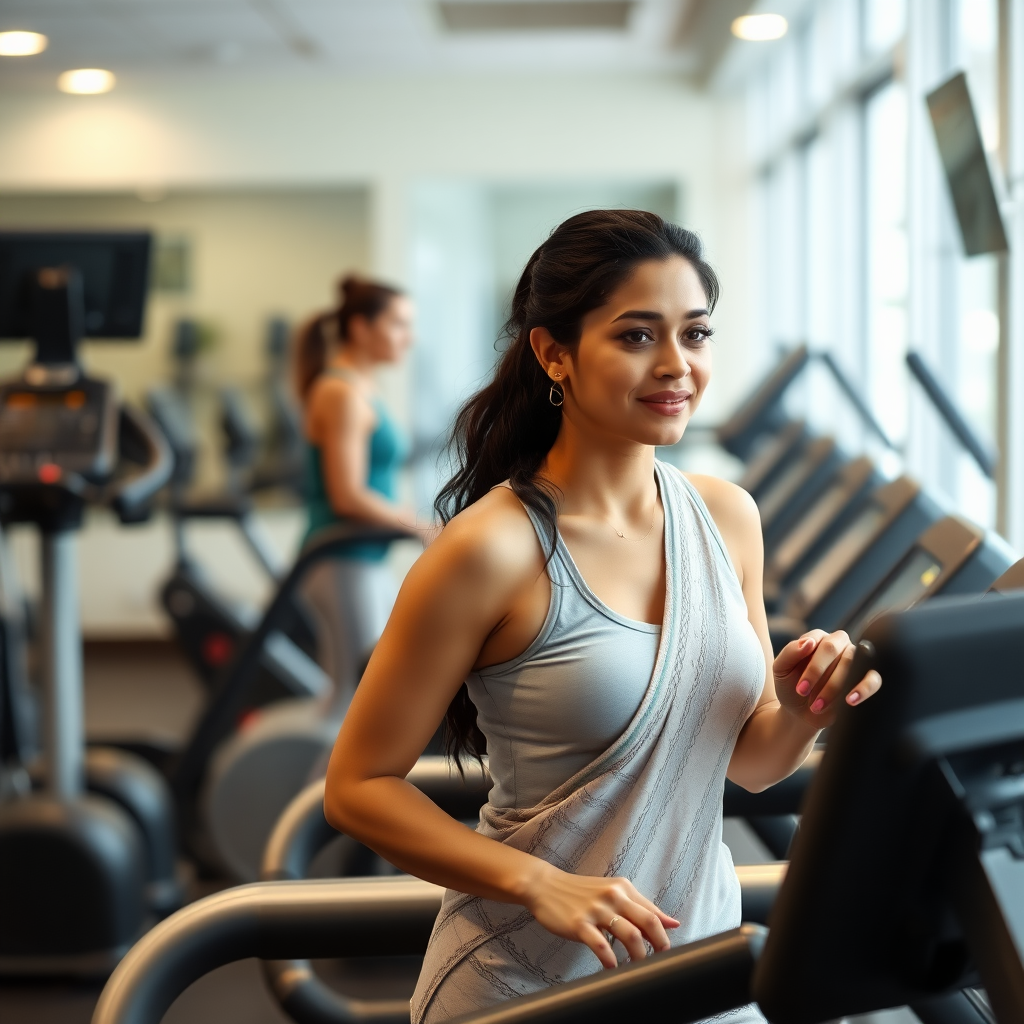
top-left (38, 463), bottom-right (61, 483)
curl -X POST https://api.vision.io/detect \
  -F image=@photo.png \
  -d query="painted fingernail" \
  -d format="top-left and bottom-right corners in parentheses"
top-left (796, 679), bottom-right (812, 696)
top-left (846, 691), bottom-right (861, 705)
top-left (810, 697), bottom-right (825, 714)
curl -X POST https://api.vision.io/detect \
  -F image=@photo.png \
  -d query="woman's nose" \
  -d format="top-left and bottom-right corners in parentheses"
top-left (656, 343), bottom-right (689, 379)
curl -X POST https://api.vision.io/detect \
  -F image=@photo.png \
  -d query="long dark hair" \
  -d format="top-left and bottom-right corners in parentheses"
top-left (435, 209), bottom-right (720, 766)
top-left (295, 274), bottom-right (403, 400)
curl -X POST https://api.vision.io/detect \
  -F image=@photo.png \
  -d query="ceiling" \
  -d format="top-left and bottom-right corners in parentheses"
top-left (0, 0), bottom-right (755, 90)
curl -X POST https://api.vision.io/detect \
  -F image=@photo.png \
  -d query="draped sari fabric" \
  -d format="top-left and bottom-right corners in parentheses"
top-left (412, 464), bottom-right (767, 1023)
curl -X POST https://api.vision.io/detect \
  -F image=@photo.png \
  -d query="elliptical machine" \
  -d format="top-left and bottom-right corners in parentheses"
top-left (146, 320), bottom-right (325, 712)
top-left (0, 232), bottom-right (178, 974)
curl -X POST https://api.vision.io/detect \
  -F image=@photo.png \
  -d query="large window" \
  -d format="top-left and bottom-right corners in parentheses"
top-left (746, 0), bottom-right (1018, 537)
top-left (864, 79), bottom-right (909, 445)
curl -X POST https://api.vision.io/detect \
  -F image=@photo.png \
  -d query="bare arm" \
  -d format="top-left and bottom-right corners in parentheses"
top-left (324, 491), bottom-right (677, 968)
top-left (685, 474), bottom-right (881, 793)
top-left (311, 379), bottom-right (419, 532)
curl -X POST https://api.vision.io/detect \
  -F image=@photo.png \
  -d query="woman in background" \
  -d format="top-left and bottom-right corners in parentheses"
top-left (295, 274), bottom-right (424, 707)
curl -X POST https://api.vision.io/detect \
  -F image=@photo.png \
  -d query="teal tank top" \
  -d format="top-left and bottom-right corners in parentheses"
top-left (303, 371), bottom-right (408, 561)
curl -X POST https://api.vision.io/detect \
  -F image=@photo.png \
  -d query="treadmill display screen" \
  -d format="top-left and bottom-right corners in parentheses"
top-left (846, 548), bottom-right (943, 640)
top-left (773, 482), bottom-right (848, 576)
top-left (0, 389), bottom-right (99, 452)
top-left (797, 504), bottom-right (887, 611)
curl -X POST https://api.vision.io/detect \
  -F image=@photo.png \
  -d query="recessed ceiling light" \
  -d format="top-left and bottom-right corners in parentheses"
top-left (58, 68), bottom-right (116, 95)
top-left (731, 13), bottom-right (788, 42)
top-left (0, 30), bottom-right (49, 56)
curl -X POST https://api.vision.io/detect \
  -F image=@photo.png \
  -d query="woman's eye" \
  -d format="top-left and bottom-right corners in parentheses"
top-left (622, 329), bottom-right (655, 345)
top-left (685, 326), bottom-right (714, 344)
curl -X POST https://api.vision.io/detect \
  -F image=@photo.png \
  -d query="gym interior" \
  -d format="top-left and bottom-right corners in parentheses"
top-left (1, 2), bottom-right (1023, 1024)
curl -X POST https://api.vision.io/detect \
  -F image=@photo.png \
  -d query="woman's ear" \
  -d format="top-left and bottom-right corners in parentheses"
top-left (529, 326), bottom-right (569, 380)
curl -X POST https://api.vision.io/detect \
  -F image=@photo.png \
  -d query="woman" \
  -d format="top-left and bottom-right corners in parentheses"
top-left (324, 212), bottom-right (881, 1022)
top-left (296, 275), bottom-right (423, 708)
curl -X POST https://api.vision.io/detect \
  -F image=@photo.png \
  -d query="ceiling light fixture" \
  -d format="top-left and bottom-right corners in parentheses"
top-left (731, 13), bottom-right (788, 42)
top-left (58, 68), bottom-right (116, 94)
top-left (0, 30), bottom-right (49, 56)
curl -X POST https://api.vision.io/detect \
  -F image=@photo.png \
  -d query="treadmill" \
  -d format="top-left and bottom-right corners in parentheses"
top-left (714, 345), bottom-right (810, 461)
top-left (754, 435), bottom-right (845, 553)
top-left (840, 516), bottom-right (1014, 641)
top-left (91, 592), bottom-right (1024, 1024)
top-left (737, 419), bottom-right (808, 502)
top-left (769, 476), bottom-right (942, 648)
top-left (990, 557), bottom-right (1024, 593)
top-left (763, 456), bottom-right (878, 609)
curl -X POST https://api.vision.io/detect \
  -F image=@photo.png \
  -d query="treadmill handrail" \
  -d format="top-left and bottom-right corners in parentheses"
top-left (815, 352), bottom-right (898, 451)
top-left (91, 874), bottom-right (766, 1024)
top-left (906, 351), bottom-right (997, 480)
top-left (91, 877), bottom-right (444, 1024)
top-left (258, 764), bottom-right (786, 1024)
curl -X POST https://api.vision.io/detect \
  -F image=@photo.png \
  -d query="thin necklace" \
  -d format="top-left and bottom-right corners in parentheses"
top-left (609, 502), bottom-right (659, 542)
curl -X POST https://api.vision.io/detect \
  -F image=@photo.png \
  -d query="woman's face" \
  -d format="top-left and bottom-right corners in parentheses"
top-left (351, 295), bottom-right (415, 364)
top-left (546, 256), bottom-right (713, 449)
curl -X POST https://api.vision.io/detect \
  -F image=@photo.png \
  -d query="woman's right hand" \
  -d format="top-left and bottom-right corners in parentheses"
top-left (522, 864), bottom-right (679, 969)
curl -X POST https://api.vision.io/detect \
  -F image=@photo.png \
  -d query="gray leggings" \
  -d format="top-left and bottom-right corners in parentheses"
top-left (298, 557), bottom-right (397, 718)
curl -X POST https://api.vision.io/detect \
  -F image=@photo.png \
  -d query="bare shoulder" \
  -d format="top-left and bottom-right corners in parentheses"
top-left (680, 472), bottom-right (762, 583)
top-left (683, 473), bottom-right (759, 532)
top-left (307, 374), bottom-right (372, 434)
top-left (408, 485), bottom-right (545, 599)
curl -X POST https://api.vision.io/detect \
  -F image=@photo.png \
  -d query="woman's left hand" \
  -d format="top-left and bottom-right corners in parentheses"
top-left (773, 629), bottom-right (882, 729)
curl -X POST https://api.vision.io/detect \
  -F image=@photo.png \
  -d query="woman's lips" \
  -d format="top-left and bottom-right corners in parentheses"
top-left (638, 390), bottom-right (692, 416)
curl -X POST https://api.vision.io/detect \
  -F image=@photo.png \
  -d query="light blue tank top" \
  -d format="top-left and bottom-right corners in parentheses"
top-left (467, 485), bottom-right (661, 811)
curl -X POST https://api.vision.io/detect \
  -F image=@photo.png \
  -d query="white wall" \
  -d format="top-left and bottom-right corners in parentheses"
top-left (0, 72), bottom-right (754, 635)
top-left (0, 188), bottom-right (369, 397)
top-left (0, 73), bottom-right (754, 420)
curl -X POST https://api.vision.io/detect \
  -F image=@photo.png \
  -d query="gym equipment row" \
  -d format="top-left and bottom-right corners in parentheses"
top-left (1, 232), bottom-right (1021, 1023)
top-left (92, 591), bottom-right (1024, 1024)
top-left (0, 231), bottom-right (413, 972)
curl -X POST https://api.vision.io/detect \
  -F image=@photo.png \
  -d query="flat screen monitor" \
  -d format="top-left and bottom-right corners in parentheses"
top-left (0, 231), bottom-right (151, 340)
top-left (927, 72), bottom-right (1009, 256)
top-left (844, 547), bottom-right (943, 640)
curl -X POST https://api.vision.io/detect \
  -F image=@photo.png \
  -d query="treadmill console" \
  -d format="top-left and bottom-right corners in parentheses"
top-left (0, 377), bottom-right (118, 485)
top-left (844, 547), bottom-right (942, 640)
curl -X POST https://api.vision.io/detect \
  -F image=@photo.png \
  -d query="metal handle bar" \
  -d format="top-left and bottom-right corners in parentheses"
top-left (170, 522), bottom-right (418, 802)
top-left (109, 404), bottom-right (174, 523)
top-left (91, 877), bottom-right (443, 1024)
top-left (91, 872), bottom-right (766, 1024)
top-left (257, 763), bottom-right (785, 1024)
top-left (906, 352), bottom-right (997, 480)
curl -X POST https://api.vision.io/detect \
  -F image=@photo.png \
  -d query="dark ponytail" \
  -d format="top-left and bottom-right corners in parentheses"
top-left (435, 209), bottom-right (720, 767)
top-left (294, 274), bottom-right (404, 401)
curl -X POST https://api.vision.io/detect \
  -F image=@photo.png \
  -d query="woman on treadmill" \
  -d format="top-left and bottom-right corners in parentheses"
top-left (296, 274), bottom-right (424, 707)
top-left (324, 212), bottom-right (882, 1023)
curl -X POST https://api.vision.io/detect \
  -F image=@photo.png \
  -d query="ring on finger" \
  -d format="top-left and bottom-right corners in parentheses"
top-left (605, 915), bottom-right (621, 938)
